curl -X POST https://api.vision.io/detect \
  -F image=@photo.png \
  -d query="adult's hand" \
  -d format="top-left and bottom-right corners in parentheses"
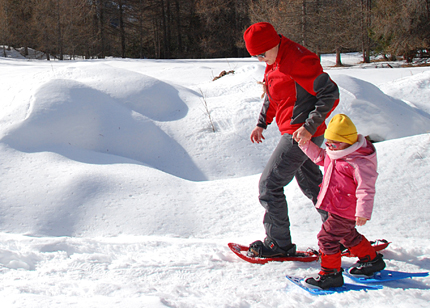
top-left (250, 126), bottom-right (265, 143)
top-left (292, 126), bottom-right (312, 146)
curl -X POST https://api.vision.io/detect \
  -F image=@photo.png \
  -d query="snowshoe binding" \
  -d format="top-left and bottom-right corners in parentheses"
top-left (348, 253), bottom-right (386, 277)
top-left (247, 238), bottom-right (296, 258)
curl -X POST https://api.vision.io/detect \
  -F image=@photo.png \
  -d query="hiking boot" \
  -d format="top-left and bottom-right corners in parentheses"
top-left (247, 238), bottom-right (296, 258)
top-left (348, 253), bottom-right (386, 277)
top-left (304, 269), bottom-right (344, 290)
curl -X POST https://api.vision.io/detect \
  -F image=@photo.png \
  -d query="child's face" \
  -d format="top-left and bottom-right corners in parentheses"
top-left (325, 139), bottom-right (351, 151)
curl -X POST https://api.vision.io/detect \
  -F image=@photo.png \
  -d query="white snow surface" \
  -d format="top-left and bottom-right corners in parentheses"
top-left (0, 53), bottom-right (430, 307)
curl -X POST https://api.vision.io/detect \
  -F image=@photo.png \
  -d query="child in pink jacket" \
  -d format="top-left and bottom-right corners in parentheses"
top-left (295, 114), bottom-right (385, 289)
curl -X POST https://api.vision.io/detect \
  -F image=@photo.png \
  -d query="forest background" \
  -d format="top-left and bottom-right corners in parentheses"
top-left (0, 0), bottom-right (429, 65)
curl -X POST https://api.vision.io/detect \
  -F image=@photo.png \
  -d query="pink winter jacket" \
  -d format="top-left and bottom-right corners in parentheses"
top-left (300, 135), bottom-right (378, 220)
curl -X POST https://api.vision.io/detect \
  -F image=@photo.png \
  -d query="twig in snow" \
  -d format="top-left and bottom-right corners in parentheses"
top-left (199, 88), bottom-right (216, 133)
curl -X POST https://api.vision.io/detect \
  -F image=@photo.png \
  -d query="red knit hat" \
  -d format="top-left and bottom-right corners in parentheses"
top-left (243, 22), bottom-right (280, 56)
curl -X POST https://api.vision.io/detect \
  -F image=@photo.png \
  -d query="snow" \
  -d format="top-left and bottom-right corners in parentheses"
top-left (0, 52), bottom-right (429, 307)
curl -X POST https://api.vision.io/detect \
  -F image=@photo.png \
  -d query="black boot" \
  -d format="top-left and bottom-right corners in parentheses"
top-left (304, 268), bottom-right (344, 290)
top-left (348, 253), bottom-right (386, 277)
top-left (247, 238), bottom-right (296, 258)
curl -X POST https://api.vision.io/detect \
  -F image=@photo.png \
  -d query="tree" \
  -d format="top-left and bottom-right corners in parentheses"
top-left (0, 0), bottom-right (10, 55)
top-left (248, 0), bottom-right (302, 45)
top-left (372, 0), bottom-right (430, 62)
top-left (360, 0), bottom-right (372, 63)
top-left (196, 0), bottom-right (249, 58)
top-left (318, 0), bottom-right (362, 66)
top-left (127, 0), bottom-right (154, 58)
top-left (1, 0), bottom-right (35, 55)
top-left (1, 0), bottom-right (428, 60)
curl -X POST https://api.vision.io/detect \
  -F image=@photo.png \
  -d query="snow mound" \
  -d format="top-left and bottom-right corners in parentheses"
top-left (1, 78), bottom-right (205, 181)
top-left (55, 62), bottom-right (191, 122)
top-left (332, 75), bottom-right (430, 141)
top-left (0, 46), bottom-right (26, 59)
top-left (379, 70), bottom-right (430, 115)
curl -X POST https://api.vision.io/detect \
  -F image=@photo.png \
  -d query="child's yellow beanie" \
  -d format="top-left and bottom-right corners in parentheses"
top-left (324, 114), bottom-right (358, 145)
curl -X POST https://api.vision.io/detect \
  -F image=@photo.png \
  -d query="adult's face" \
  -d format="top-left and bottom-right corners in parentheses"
top-left (256, 45), bottom-right (279, 65)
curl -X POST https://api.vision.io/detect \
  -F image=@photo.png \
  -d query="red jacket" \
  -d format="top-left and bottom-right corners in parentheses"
top-left (257, 36), bottom-right (339, 137)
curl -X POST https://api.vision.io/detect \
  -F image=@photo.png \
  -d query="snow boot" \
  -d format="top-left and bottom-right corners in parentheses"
top-left (304, 268), bottom-right (344, 289)
top-left (347, 236), bottom-right (386, 276)
top-left (347, 236), bottom-right (377, 260)
top-left (348, 253), bottom-right (386, 277)
top-left (247, 238), bottom-right (296, 258)
top-left (304, 251), bottom-right (344, 289)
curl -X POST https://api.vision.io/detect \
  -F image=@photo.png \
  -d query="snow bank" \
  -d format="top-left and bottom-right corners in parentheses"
top-left (332, 74), bottom-right (430, 141)
top-left (380, 70), bottom-right (430, 114)
top-left (0, 55), bottom-right (429, 307)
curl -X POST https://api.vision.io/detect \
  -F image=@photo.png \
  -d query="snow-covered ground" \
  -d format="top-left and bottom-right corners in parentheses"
top-left (0, 51), bottom-right (429, 307)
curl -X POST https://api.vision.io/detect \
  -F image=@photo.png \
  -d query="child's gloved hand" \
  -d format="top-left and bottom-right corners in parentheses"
top-left (356, 217), bottom-right (368, 226)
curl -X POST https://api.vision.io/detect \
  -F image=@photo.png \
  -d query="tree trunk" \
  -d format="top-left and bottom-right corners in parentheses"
top-left (166, 0), bottom-right (171, 57)
top-left (98, 0), bottom-right (105, 58)
top-left (56, 0), bottom-right (63, 60)
top-left (119, 0), bottom-right (126, 58)
top-left (160, 0), bottom-right (169, 58)
top-left (361, 0), bottom-right (371, 63)
top-left (153, 17), bottom-right (161, 58)
top-left (427, 0), bottom-right (430, 18)
top-left (335, 46), bottom-right (342, 66)
top-left (301, 0), bottom-right (307, 47)
top-left (175, 0), bottom-right (182, 55)
top-left (139, 0), bottom-right (144, 58)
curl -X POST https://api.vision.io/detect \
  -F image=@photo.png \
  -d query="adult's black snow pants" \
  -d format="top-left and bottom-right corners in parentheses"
top-left (259, 133), bottom-right (326, 248)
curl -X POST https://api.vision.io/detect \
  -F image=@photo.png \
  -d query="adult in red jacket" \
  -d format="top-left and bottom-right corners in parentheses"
top-left (244, 22), bottom-right (339, 258)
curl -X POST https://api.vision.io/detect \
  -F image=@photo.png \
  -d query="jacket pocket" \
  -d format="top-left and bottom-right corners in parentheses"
top-left (333, 188), bottom-right (356, 210)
